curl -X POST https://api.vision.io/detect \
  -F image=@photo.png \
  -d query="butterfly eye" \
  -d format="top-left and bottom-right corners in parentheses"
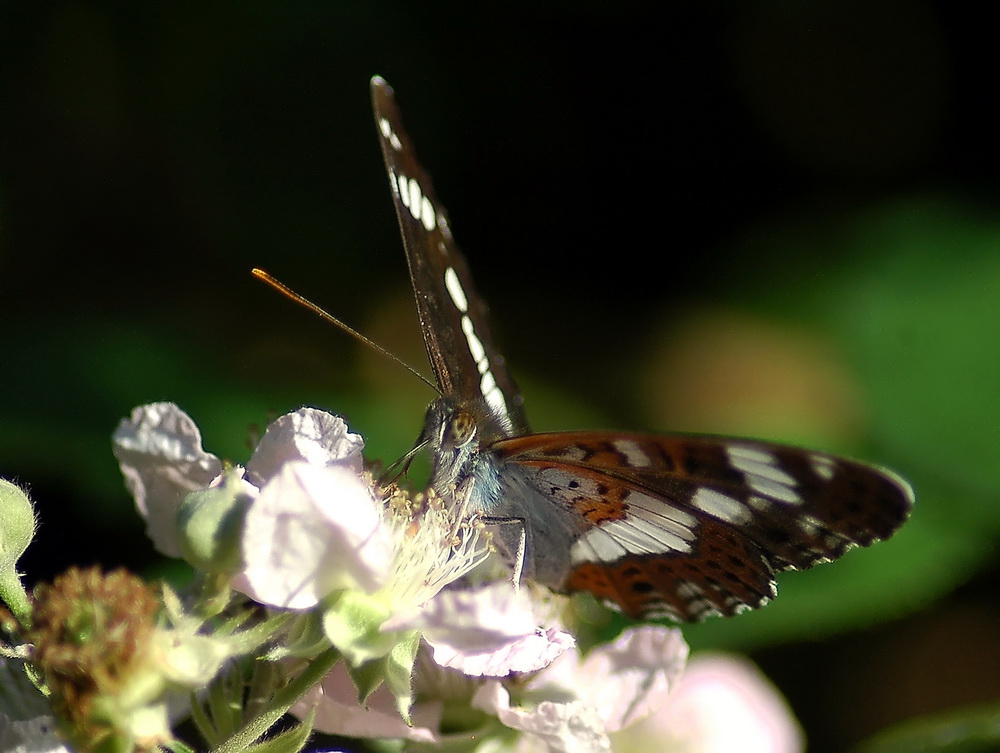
top-left (445, 411), bottom-right (477, 448)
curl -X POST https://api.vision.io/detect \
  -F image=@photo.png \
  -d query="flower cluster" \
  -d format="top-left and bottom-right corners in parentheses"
top-left (0, 403), bottom-right (803, 753)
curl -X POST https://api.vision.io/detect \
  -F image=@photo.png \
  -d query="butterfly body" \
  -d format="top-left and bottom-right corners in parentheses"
top-left (419, 395), bottom-right (588, 590)
top-left (371, 76), bottom-right (913, 621)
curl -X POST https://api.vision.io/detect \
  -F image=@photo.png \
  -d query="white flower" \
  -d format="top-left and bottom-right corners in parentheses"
top-left (473, 625), bottom-right (689, 753)
top-left (114, 403), bottom-right (489, 619)
top-left (114, 402), bottom-right (589, 743)
top-left (233, 415), bottom-right (491, 624)
top-left (243, 408), bottom-right (365, 484)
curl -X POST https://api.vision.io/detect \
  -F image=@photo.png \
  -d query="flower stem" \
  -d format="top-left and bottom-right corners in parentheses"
top-left (209, 646), bottom-right (340, 753)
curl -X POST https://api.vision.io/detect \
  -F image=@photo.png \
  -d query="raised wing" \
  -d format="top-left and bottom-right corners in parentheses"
top-left (494, 431), bottom-right (913, 620)
top-left (370, 77), bottom-right (527, 438)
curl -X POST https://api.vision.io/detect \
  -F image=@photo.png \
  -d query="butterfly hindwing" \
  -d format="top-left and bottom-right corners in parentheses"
top-left (493, 431), bottom-right (914, 619)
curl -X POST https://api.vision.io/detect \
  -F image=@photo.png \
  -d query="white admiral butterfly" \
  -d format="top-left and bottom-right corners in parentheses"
top-left (371, 76), bottom-right (912, 622)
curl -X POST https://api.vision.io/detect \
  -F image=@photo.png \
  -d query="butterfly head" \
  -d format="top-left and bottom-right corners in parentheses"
top-left (417, 396), bottom-right (508, 500)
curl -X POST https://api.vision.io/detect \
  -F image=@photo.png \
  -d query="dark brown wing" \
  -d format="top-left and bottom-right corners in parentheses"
top-left (370, 77), bottom-right (528, 437)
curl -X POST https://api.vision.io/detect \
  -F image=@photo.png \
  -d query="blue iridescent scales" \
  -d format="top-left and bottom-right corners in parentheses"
top-left (370, 76), bottom-right (913, 622)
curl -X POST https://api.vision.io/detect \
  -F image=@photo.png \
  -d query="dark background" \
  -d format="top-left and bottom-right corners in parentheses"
top-left (2, 3), bottom-right (999, 752)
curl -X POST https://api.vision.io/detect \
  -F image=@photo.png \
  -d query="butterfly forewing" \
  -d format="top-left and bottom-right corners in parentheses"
top-left (494, 431), bottom-right (914, 620)
top-left (371, 77), bottom-right (527, 438)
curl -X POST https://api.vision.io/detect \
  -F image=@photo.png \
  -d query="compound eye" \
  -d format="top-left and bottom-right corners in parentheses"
top-left (445, 411), bottom-right (477, 448)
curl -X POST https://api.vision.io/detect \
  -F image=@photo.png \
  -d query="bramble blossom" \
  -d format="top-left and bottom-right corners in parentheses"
top-left (112, 403), bottom-right (575, 732)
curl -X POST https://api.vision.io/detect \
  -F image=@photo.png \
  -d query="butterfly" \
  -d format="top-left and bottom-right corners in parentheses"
top-left (370, 76), bottom-right (913, 622)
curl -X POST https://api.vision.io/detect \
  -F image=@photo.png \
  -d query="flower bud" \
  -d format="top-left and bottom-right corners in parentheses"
top-left (176, 467), bottom-right (252, 574)
top-left (0, 479), bottom-right (36, 623)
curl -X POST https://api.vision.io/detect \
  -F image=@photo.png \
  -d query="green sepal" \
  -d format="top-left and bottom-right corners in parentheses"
top-left (243, 708), bottom-right (314, 753)
top-left (321, 590), bottom-right (393, 665)
top-left (347, 659), bottom-right (385, 706)
top-left (385, 630), bottom-right (420, 723)
top-left (265, 610), bottom-right (330, 660)
top-left (345, 629), bottom-right (420, 724)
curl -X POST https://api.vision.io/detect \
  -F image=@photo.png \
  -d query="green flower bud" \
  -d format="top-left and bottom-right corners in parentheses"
top-left (0, 478), bottom-right (36, 624)
top-left (176, 467), bottom-right (250, 574)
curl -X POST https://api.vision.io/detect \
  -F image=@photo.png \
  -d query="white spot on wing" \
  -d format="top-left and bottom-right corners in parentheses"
top-left (726, 444), bottom-right (777, 465)
top-left (460, 316), bottom-right (487, 367)
top-left (726, 444), bottom-right (802, 505)
top-left (378, 118), bottom-right (403, 151)
top-left (676, 580), bottom-right (702, 601)
top-left (809, 453), bottom-right (837, 481)
top-left (447, 298), bottom-right (509, 421)
top-left (798, 514), bottom-right (823, 537)
top-left (569, 516), bottom-right (692, 565)
top-left (420, 197), bottom-right (436, 231)
top-left (642, 603), bottom-right (683, 621)
top-left (445, 268), bottom-right (469, 312)
top-left (480, 371), bottom-right (507, 417)
top-left (746, 476), bottom-right (802, 505)
top-left (612, 439), bottom-right (651, 467)
top-left (569, 530), bottom-right (627, 564)
top-left (692, 487), bottom-right (752, 525)
top-left (542, 445), bottom-right (588, 462)
top-left (407, 178), bottom-right (423, 223)
top-left (676, 579), bottom-right (721, 619)
top-left (626, 492), bottom-right (698, 538)
top-left (726, 445), bottom-right (798, 486)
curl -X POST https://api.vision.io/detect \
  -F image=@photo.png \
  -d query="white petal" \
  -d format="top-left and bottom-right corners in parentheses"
top-left (397, 584), bottom-right (574, 676)
top-left (112, 402), bottom-right (222, 557)
top-left (238, 462), bottom-right (391, 609)
top-left (625, 653), bottom-right (803, 753)
top-left (496, 696), bottom-right (611, 753)
top-left (246, 408), bottom-right (363, 485)
top-left (0, 657), bottom-right (67, 753)
top-left (574, 626), bottom-right (688, 732)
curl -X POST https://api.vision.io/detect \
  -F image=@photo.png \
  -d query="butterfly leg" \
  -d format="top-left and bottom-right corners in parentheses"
top-left (478, 514), bottom-right (530, 590)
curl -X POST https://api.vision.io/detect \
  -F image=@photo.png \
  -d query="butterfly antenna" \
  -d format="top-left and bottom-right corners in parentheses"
top-left (252, 268), bottom-right (439, 394)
